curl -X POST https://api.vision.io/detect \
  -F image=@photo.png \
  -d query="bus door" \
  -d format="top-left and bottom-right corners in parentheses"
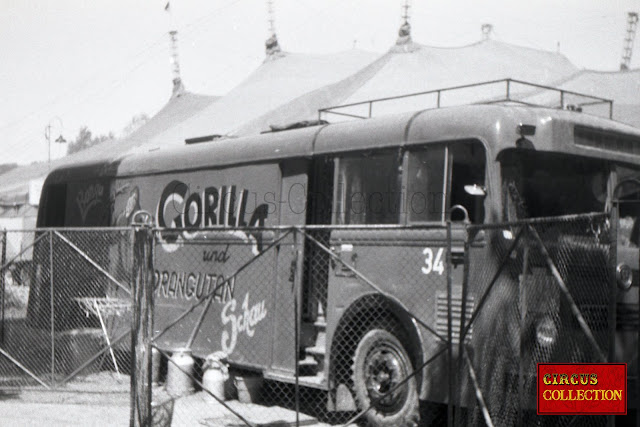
top-left (303, 157), bottom-right (334, 323)
top-left (403, 140), bottom-right (488, 310)
top-left (323, 141), bottom-right (486, 401)
top-left (407, 141), bottom-right (487, 398)
top-left (269, 159), bottom-right (309, 375)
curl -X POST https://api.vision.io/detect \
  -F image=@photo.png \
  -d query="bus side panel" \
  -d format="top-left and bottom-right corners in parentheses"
top-left (325, 228), bottom-right (467, 402)
top-left (269, 160), bottom-right (308, 375)
top-left (112, 164), bottom-right (281, 368)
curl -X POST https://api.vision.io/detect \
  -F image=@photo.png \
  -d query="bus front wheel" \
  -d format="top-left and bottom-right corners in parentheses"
top-left (352, 328), bottom-right (419, 426)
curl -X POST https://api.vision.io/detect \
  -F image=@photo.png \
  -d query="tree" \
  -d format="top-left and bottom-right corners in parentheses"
top-left (65, 112), bottom-right (147, 155)
top-left (67, 126), bottom-right (114, 154)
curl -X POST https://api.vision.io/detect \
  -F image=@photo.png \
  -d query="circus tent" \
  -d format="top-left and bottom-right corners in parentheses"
top-left (234, 34), bottom-right (579, 135)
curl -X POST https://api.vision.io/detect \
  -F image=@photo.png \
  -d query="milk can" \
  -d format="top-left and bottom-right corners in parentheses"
top-left (166, 348), bottom-right (195, 397)
top-left (202, 351), bottom-right (229, 401)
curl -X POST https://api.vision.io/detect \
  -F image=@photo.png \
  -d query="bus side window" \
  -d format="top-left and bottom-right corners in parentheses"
top-left (335, 151), bottom-right (401, 225)
top-left (406, 145), bottom-right (446, 222)
top-left (406, 140), bottom-right (486, 224)
top-left (449, 141), bottom-right (487, 224)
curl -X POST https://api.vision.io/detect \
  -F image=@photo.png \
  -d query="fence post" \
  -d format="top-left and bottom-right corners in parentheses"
top-left (518, 234), bottom-right (530, 427)
top-left (457, 231), bottom-right (473, 426)
top-left (130, 225), bottom-right (154, 427)
top-left (446, 222), bottom-right (454, 427)
top-left (0, 229), bottom-right (6, 345)
top-left (607, 210), bottom-right (618, 365)
top-left (49, 230), bottom-right (55, 386)
top-left (293, 228), bottom-right (301, 427)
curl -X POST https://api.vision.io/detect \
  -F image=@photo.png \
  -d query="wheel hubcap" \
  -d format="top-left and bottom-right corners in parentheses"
top-left (364, 344), bottom-right (408, 412)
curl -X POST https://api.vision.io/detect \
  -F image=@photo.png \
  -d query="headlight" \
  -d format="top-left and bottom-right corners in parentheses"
top-left (535, 317), bottom-right (558, 348)
top-left (616, 263), bottom-right (633, 291)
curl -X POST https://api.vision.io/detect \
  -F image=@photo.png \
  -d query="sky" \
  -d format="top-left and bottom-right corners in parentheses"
top-left (0, 0), bottom-right (639, 165)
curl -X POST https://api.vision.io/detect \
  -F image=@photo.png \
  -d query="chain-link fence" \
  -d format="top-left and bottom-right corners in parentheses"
top-left (131, 224), bottom-right (459, 426)
top-left (0, 213), bottom-right (634, 426)
top-left (0, 228), bottom-right (132, 419)
top-left (458, 213), bottom-right (616, 427)
top-left (134, 215), bottom-right (631, 427)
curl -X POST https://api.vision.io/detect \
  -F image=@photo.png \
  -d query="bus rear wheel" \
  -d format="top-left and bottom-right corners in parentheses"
top-left (352, 328), bottom-right (419, 426)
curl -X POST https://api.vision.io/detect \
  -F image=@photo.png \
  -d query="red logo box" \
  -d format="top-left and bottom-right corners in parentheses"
top-left (537, 363), bottom-right (627, 415)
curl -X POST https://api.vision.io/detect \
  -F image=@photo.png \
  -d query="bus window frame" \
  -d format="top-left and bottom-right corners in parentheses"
top-left (500, 149), bottom-right (612, 221)
top-left (330, 148), bottom-right (403, 226)
top-left (402, 143), bottom-right (448, 225)
top-left (405, 139), bottom-right (488, 226)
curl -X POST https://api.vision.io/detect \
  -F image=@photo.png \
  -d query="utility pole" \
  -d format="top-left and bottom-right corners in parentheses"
top-left (620, 12), bottom-right (638, 71)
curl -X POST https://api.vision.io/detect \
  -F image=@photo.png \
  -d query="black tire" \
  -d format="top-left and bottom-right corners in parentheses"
top-left (352, 328), bottom-right (420, 426)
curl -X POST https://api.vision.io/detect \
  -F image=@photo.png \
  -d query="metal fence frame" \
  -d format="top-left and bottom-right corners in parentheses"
top-left (459, 213), bottom-right (618, 427)
top-left (0, 227), bottom-right (133, 390)
top-left (0, 213), bottom-right (633, 426)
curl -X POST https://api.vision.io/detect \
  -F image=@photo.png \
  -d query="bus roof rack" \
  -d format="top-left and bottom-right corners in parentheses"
top-left (317, 78), bottom-right (614, 121)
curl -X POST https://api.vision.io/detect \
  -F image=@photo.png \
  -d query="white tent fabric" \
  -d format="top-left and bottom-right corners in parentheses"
top-left (343, 40), bottom-right (577, 105)
top-left (137, 49), bottom-right (379, 151)
top-left (522, 69), bottom-right (640, 127)
top-left (548, 69), bottom-right (640, 105)
top-left (235, 39), bottom-right (579, 135)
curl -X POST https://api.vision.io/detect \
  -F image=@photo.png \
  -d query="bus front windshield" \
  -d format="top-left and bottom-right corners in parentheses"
top-left (615, 166), bottom-right (640, 249)
top-left (500, 150), bottom-right (609, 220)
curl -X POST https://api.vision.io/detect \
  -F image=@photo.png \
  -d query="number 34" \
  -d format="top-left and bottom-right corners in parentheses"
top-left (422, 247), bottom-right (445, 275)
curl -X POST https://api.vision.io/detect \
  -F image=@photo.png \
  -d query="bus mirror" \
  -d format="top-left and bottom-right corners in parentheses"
top-left (517, 124), bottom-right (536, 136)
top-left (502, 229), bottom-right (514, 240)
top-left (464, 184), bottom-right (486, 197)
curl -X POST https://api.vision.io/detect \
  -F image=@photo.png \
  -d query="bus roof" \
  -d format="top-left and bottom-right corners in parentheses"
top-left (46, 103), bottom-right (640, 184)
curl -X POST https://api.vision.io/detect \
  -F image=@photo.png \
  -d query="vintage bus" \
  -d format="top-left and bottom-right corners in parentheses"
top-left (28, 88), bottom-right (640, 425)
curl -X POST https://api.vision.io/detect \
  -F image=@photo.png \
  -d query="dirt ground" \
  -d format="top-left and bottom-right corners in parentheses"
top-left (0, 372), bottom-right (345, 426)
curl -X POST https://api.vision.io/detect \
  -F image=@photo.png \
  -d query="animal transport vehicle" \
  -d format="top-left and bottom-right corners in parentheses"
top-left (28, 80), bottom-right (640, 424)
